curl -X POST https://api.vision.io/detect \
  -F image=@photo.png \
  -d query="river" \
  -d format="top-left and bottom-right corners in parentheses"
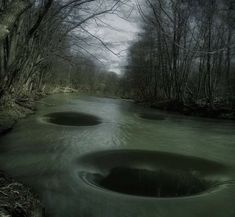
top-left (0, 94), bottom-right (235, 217)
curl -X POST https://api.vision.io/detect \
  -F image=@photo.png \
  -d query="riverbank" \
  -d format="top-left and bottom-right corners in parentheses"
top-left (0, 93), bottom-right (45, 217)
top-left (0, 171), bottom-right (44, 217)
top-left (0, 87), bottom-right (78, 217)
top-left (0, 86), bottom-right (78, 136)
top-left (136, 100), bottom-right (235, 120)
top-left (0, 95), bottom-right (40, 136)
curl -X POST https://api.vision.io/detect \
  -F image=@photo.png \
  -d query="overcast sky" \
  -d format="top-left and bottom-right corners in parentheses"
top-left (81, 0), bottom-right (142, 74)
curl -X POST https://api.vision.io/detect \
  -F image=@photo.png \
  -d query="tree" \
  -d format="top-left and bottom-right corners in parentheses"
top-left (0, 0), bottom-right (124, 102)
top-left (124, 0), bottom-right (235, 111)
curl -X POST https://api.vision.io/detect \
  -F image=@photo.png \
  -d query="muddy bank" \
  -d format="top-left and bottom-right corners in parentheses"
top-left (0, 88), bottom-right (80, 217)
top-left (0, 104), bottom-right (36, 136)
top-left (153, 101), bottom-right (235, 120)
top-left (0, 94), bottom-right (45, 217)
top-left (0, 171), bottom-right (43, 217)
top-left (136, 100), bottom-right (235, 120)
top-left (0, 96), bottom-right (39, 136)
top-left (0, 86), bottom-right (78, 136)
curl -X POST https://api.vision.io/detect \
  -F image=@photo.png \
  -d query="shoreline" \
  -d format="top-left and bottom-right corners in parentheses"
top-left (0, 93), bottom-right (46, 217)
top-left (0, 87), bottom-right (79, 217)
top-left (0, 171), bottom-right (44, 217)
top-left (0, 93), bottom-right (43, 136)
top-left (135, 100), bottom-right (235, 121)
top-left (0, 86), bottom-right (79, 136)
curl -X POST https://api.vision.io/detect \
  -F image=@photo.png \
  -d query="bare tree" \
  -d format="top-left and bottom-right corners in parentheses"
top-left (124, 0), bottom-right (235, 115)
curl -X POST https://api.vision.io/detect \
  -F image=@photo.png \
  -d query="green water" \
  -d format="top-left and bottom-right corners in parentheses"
top-left (0, 94), bottom-right (235, 217)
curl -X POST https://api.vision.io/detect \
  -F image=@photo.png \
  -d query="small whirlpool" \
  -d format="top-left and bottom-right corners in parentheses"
top-left (42, 112), bottom-right (101, 126)
top-left (76, 150), bottom-right (229, 198)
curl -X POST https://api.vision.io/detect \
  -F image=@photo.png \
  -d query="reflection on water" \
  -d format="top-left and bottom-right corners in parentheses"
top-left (0, 94), bottom-right (235, 217)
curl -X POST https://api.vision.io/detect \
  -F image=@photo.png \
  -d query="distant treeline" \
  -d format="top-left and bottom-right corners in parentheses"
top-left (48, 55), bottom-right (121, 97)
top-left (123, 0), bottom-right (235, 111)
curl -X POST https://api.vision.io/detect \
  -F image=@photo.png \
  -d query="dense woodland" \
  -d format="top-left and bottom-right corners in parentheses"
top-left (48, 55), bottom-right (121, 96)
top-left (123, 0), bottom-right (235, 116)
top-left (0, 0), bottom-right (122, 107)
top-left (0, 0), bottom-right (235, 118)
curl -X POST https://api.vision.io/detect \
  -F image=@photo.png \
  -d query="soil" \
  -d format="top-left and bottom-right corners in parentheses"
top-left (0, 171), bottom-right (44, 217)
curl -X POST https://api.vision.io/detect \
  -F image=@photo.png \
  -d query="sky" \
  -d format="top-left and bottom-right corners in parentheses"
top-left (80, 0), bottom-right (142, 74)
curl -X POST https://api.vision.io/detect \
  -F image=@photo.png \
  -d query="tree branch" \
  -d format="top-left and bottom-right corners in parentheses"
top-left (0, 0), bottom-right (32, 42)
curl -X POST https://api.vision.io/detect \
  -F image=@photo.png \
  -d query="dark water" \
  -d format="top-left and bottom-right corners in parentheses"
top-left (0, 94), bottom-right (235, 217)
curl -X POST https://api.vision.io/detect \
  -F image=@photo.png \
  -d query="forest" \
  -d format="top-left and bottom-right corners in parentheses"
top-left (123, 0), bottom-right (235, 118)
top-left (0, 0), bottom-right (234, 120)
top-left (0, 0), bottom-right (235, 118)
top-left (0, 0), bottom-right (122, 107)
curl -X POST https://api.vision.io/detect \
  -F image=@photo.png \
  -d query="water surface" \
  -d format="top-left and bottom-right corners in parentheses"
top-left (0, 94), bottom-right (235, 217)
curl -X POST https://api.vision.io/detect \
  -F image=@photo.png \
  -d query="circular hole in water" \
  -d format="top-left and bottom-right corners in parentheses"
top-left (85, 167), bottom-right (214, 198)
top-left (77, 150), bottom-right (227, 198)
top-left (44, 112), bottom-right (101, 126)
top-left (139, 113), bottom-right (165, 120)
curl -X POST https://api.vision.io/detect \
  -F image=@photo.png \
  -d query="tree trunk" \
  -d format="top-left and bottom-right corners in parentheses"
top-left (0, 0), bottom-right (31, 42)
